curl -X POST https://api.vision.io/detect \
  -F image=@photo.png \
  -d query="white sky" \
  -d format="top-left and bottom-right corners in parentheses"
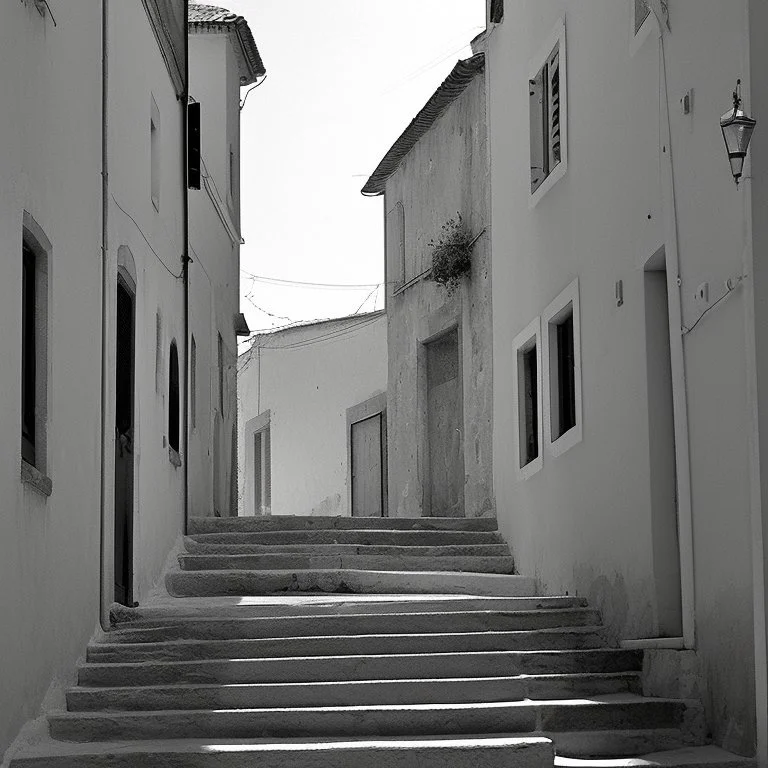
top-left (223, 0), bottom-right (486, 338)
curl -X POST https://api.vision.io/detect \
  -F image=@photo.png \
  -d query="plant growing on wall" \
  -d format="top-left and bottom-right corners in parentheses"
top-left (427, 213), bottom-right (475, 296)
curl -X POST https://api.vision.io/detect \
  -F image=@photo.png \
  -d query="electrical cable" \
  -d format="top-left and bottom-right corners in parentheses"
top-left (352, 284), bottom-right (381, 314)
top-left (240, 74), bottom-right (267, 111)
top-left (682, 277), bottom-right (745, 336)
top-left (240, 269), bottom-right (384, 290)
top-left (111, 194), bottom-right (183, 279)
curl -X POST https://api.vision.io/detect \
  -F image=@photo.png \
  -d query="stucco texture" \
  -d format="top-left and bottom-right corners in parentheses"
top-left (383, 69), bottom-right (494, 520)
top-left (487, 0), bottom-right (755, 754)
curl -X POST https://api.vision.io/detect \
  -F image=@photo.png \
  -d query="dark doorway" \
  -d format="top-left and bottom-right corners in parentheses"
top-left (644, 255), bottom-right (683, 637)
top-left (114, 278), bottom-right (135, 606)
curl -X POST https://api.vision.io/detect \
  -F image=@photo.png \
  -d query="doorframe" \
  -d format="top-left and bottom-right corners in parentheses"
top-left (347, 392), bottom-right (388, 517)
top-left (416, 302), bottom-right (464, 518)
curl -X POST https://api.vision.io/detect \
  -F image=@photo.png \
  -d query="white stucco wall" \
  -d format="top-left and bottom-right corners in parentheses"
top-left (0, 1), bottom-right (194, 758)
top-left (0, 3), bottom-right (102, 756)
top-left (238, 312), bottom-right (388, 517)
top-left (487, 0), bottom-right (759, 754)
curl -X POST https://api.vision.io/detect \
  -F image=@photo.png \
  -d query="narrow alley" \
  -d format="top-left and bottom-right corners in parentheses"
top-left (3, 1), bottom-right (768, 767)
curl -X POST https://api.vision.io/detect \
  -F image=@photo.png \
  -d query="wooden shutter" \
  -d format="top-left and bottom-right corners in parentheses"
top-left (547, 46), bottom-right (561, 172)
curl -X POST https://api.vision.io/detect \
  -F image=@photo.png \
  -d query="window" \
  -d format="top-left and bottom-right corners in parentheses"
top-left (253, 423), bottom-right (271, 514)
top-left (20, 216), bottom-right (50, 487)
top-left (21, 243), bottom-right (37, 466)
top-left (490, 0), bottom-right (503, 24)
top-left (513, 318), bottom-right (542, 478)
top-left (543, 278), bottom-right (582, 456)
top-left (151, 96), bottom-right (161, 211)
top-left (190, 335), bottom-right (197, 430)
top-left (168, 341), bottom-right (180, 453)
top-left (387, 201), bottom-right (406, 287)
top-left (529, 20), bottom-right (567, 205)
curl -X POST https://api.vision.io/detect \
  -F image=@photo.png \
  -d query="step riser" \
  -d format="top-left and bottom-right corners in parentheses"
top-left (49, 702), bottom-right (686, 743)
top-left (183, 541), bottom-right (513, 557)
top-left (106, 610), bottom-right (601, 643)
top-left (166, 569), bottom-right (535, 598)
top-left (178, 554), bottom-right (517, 574)
top-left (187, 531), bottom-right (503, 546)
top-left (88, 630), bottom-right (605, 662)
top-left (78, 651), bottom-right (642, 687)
top-left (11, 739), bottom-right (554, 768)
top-left (67, 675), bottom-right (641, 711)
top-left (110, 596), bottom-right (589, 625)
top-left (551, 729), bottom-right (698, 758)
top-left (188, 516), bottom-right (499, 534)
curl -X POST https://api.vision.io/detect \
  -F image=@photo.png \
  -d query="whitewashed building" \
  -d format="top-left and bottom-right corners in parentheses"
top-left (188, 5), bottom-right (265, 518)
top-left (0, 2), bottom-right (260, 758)
top-left (362, 52), bottom-right (493, 520)
top-left (484, 0), bottom-right (768, 759)
top-left (238, 311), bottom-right (388, 518)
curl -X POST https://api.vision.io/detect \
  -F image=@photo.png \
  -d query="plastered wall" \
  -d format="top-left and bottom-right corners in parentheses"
top-left (383, 71), bottom-right (494, 519)
top-left (487, 0), bottom-right (757, 753)
top-left (238, 313), bottom-right (387, 517)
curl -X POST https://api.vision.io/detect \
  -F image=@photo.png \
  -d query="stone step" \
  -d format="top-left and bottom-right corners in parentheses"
top-left (183, 539), bottom-right (512, 557)
top-left (177, 553), bottom-right (517, 574)
top-left (555, 745), bottom-right (757, 767)
top-left (110, 595), bottom-right (588, 625)
top-left (188, 516), bottom-right (498, 534)
top-left (77, 649), bottom-right (642, 687)
top-left (9, 735), bottom-right (554, 768)
top-left (551, 728), bottom-right (708, 758)
top-left (103, 608), bottom-right (601, 643)
top-left (47, 697), bottom-right (697, 743)
top-left (165, 568), bottom-right (535, 597)
top-left (88, 627), bottom-right (605, 663)
top-left (66, 672), bottom-right (641, 711)
top-left (187, 530), bottom-right (503, 546)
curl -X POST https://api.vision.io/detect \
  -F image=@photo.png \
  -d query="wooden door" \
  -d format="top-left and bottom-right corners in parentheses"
top-left (426, 328), bottom-right (464, 517)
top-left (351, 413), bottom-right (384, 517)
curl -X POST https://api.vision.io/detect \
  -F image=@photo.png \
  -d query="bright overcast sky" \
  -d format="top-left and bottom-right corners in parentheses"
top-left (223, 0), bottom-right (486, 336)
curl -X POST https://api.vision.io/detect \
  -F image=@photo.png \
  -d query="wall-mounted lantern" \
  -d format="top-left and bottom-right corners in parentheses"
top-left (720, 79), bottom-right (756, 186)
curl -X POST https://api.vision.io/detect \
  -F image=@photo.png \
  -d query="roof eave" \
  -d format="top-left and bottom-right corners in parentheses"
top-left (361, 53), bottom-right (485, 196)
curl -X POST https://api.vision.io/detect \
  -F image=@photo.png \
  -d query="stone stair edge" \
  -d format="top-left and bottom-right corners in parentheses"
top-left (188, 516), bottom-right (499, 534)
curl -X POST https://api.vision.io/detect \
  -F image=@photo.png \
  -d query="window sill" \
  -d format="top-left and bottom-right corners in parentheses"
top-left (169, 447), bottom-right (182, 468)
top-left (529, 160), bottom-right (567, 209)
top-left (21, 460), bottom-right (52, 497)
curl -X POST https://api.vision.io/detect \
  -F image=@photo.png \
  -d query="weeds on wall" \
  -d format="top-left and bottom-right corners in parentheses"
top-left (427, 213), bottom-right (474, 296)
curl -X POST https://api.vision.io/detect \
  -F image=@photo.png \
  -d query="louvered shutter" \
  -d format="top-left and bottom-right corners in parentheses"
top-left (547, 47), bottom-right (561, 172)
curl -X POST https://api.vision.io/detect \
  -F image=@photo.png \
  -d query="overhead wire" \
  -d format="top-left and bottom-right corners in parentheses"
top-left (111, 194), bottom-right (183, 279)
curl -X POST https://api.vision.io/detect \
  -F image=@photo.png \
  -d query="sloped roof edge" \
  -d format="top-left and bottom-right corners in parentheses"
top-left (188, 4), bottom-right (266, 85)
top-left (361, 53), bottom-right (485, 196)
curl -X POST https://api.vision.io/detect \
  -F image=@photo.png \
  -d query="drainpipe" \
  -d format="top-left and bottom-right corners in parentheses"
top-left (182, 1), bottom-right (190, 535)
top-left (98, 0), bottom-right (110, 631)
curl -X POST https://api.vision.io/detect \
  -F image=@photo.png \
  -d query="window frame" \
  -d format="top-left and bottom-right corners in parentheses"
top-left (529, 18), bottom-right (568, 208)
top-left (512, 317), bottom-right (543, 480)
top-left (20, 212), bottom-right (52, 493)
top-left (542, 278), bottom-right (582, 457)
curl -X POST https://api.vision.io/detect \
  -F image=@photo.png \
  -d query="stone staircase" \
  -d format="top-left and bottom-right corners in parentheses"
top-left (9, 514), bottom-right (751, 768)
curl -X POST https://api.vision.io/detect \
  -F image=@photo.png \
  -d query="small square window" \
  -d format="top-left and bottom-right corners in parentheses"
top-left (513, 318), bottom-right (543, 478)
